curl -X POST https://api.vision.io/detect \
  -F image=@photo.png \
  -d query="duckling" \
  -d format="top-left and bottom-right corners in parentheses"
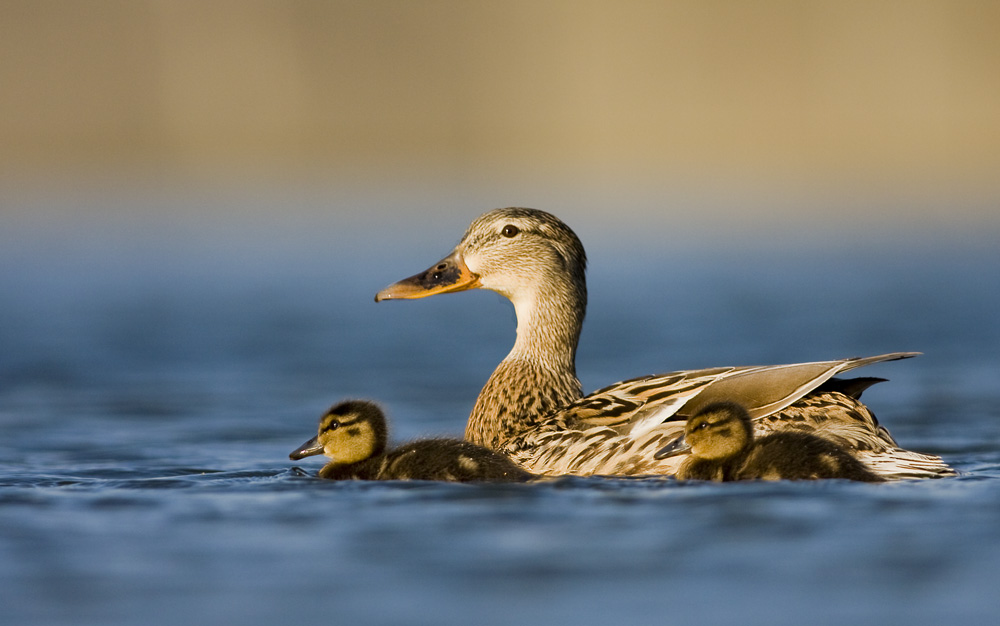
top-left (289, 400), bottom-right (533, 482)
top-left (656, 401), bottom-right (885, 482)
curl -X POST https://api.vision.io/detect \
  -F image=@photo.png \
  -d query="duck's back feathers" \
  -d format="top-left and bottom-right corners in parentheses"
top-left (561, 353), bottom-right (914, 436)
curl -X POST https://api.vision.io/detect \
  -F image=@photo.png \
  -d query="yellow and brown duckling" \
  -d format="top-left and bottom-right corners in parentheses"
top-left (655, 401), bottom-right (885, 482)
top-left (289, 400), bottom-right (533, 482)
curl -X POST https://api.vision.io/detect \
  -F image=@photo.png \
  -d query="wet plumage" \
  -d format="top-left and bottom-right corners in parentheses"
top-left (376, 207), bottom-right (954, 479)
top-left (289, 400), bottom-right (533, 482)
top-left (658, 401), bottom-right (886, 482)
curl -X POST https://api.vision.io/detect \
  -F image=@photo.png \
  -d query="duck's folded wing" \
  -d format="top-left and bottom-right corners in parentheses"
top-left (559, 367), bottom-right (736, 435)
top-left (560, 352), bottom-right (919, 438)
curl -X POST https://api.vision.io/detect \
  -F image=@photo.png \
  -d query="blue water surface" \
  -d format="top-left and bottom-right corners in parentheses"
top-left (1, 208), bottom-right (998, 626)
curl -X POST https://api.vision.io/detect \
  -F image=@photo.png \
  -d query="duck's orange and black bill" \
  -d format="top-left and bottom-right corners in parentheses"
top-left (653, 435), bottom-right (690, 460)
top-left (289, 436), bottom-right (323, 460)
top-left (374, 251), bottom-right (480, 302)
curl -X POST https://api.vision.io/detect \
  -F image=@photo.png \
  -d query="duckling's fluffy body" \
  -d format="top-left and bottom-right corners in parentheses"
top-left (376, 207), bottom-right (954, 480)
top-left (290, 400), bottom-right (532, 483)
top-left (670, 402), bottom-right (885, 482)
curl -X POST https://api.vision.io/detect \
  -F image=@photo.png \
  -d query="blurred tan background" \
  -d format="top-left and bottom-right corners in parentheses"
top-left (2, 0), bottom-right (998, 241)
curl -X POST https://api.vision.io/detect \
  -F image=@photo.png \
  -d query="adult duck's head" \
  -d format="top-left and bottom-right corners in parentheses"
top-left (376, 208), bottom-right (589, 444)
top-left (375, 207), bottom-right (587, 312)
top-left (290, 400), bottom-right (388, 466)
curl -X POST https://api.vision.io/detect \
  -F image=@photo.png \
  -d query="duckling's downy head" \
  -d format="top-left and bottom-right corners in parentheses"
top-left (684, 402), bottom-right (753, 460)
top-left (663, 401), bottom-right (754, 461)
top-left (375, 208), bottom-right (587, 308)
top-left (289, 400), bottom-right (388, 465)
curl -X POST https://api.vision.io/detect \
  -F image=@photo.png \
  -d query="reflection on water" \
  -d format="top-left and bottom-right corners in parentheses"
top-left (1, 218), bottom-right (999, 625)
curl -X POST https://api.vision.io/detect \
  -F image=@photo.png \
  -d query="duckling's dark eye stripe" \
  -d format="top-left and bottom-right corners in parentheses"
top-left (321, 415), bottom-right (366, 433)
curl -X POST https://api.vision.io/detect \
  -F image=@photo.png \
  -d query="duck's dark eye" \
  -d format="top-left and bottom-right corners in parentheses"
top-left (501, 224), bottom-right (520, 238)
top-left (697, 422), bottom-right (710, 430)
top-left (324, 420), bottom-right (341, 432)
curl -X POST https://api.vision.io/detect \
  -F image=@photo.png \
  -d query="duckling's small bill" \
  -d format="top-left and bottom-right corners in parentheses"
top-left (654, 436), bottom-right (690, 460)
top-left (289, 437), bottom-right (324, 460)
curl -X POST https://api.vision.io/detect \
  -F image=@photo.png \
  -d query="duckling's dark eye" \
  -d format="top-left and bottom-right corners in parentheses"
top-left (325, 420), bottom-right (341, 432)
top-left (501, 224), bottom-right (520, 238)
top-left (697, 422), bottom-right (710, 430)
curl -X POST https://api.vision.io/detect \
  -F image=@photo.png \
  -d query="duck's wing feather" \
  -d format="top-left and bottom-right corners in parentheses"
top-left (558, 366), bottom-right (737, 436)
top-left (560, 352), bottom-right (919, 437)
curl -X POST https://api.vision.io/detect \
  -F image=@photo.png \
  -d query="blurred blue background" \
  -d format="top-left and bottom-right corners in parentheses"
top-left (3, 0), bottom-right (998, 243)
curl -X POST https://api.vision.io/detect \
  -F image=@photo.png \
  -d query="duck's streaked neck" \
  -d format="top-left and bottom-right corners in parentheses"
top-left (465, 278), bottom-right (586, 448)
top-left (508, 284), bottom-right (583, 369)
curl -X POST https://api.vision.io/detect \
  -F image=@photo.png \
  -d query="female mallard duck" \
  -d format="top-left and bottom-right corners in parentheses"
top-left (375, 207), bottom-right (954, 479)
top-left (289, 400), bottom-right (532, 482)
top-left (656, 401), bottom-right (885, 482)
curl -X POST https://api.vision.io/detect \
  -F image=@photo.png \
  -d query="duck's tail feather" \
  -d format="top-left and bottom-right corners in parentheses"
top-left (816, 376), bottom-right (887, 399)
top-left (858, 449), bottom-right (957, 479)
